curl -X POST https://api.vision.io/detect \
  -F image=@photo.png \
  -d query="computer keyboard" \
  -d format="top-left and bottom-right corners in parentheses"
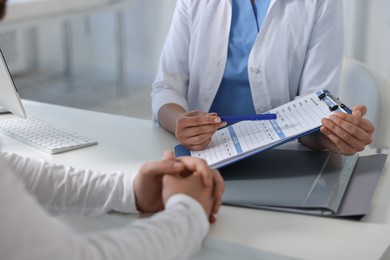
top-left (0, 117), bottom-right (98, 154)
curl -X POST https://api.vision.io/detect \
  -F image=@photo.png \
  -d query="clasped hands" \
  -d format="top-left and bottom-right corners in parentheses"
top-left (134, 150), bottom-right (224, 223)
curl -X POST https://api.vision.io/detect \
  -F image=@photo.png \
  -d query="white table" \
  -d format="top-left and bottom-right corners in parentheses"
top-left (1, 100), bottom-right (390, 260)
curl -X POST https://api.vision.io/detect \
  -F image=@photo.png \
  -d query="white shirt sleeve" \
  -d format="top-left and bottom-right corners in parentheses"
top-left (0, 152), bottom-right (209, 260)
top-left (1, 152), bottom-right (138, 216)
top-left (151, 0), bottom-right (191, 122)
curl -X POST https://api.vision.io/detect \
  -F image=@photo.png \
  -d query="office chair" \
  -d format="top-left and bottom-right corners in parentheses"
top-left (338, 58), bottom-right (390, 153)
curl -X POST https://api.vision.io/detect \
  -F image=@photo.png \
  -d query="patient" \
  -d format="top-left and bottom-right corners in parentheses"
top-left (0, 150), bottom-right (223, 260)
top-left (0, 1), bottom-right (223, 259)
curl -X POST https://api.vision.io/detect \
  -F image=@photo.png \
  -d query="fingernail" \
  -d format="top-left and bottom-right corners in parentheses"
top-left (214, 117), bottom-right (221, 123)
top-left (353, 110), bottom-right (362, 117)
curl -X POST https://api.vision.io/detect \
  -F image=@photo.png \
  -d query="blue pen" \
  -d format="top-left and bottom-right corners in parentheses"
top-left (220, 113), bottom-right (277, 123)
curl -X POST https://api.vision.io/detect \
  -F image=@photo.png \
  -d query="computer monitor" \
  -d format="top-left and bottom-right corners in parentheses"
top-left (0, 48), bottom-right (26, 119)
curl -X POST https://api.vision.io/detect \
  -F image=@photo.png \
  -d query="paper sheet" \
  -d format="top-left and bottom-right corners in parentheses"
top-left (191, 92), bottom-right (333, 167)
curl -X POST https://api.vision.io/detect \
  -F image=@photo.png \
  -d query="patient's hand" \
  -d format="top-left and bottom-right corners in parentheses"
top-left (162, 173), bottom-right (214, 221)
top-left (134, 151), bottom-right (224, 222)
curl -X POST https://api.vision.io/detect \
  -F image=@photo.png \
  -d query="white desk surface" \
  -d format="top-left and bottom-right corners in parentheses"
top-left (1, 100), bottom-right (390, 260)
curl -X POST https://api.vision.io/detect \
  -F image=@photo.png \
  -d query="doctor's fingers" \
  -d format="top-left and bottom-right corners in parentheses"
top-left (318, 133), bottom-right (341, 154)
top-left (320, 123), bottom-right (368, 154)
top-left (181, 135), bottom-right (213, 151)
top-left (322, 116), bottom-right (373, 144)
top-left (319, 129), bottom-right (361, 155)
top-left (184, 110), bottom-right (215, 117)
top-left (351, 105), bottom-right (367, 117)
top-left (181, 122), bottom-right (222, 137)
top-left (176, 125), bottom-right (217, 147)
top-left (178, 112), bottom-right (224, 128)
top-left (327, 112), bottom-right (375, 134)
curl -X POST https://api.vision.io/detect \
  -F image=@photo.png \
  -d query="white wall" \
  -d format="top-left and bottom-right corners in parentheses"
top-left (344, 0), bottom-right (390, 81)
top-left (6, 0), bottom-right (390, 87)
top-left (364, 0), bottom-right (390, 81)
top-left (35, 0), bottom-right (390, 84)
top-left (123, 0), bottom-right (176, 85)
top-left (35, 0), bottom-right (176, 86)
top-left (343, 0), bottom-right (369, 61)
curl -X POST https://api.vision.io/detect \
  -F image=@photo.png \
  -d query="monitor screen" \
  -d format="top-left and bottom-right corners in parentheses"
top-left (0, 48), bottom-right (26, 118)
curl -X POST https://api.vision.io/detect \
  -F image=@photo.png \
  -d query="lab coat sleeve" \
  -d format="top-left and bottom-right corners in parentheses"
top-left (1, 152), bottom-right (138, 216)
top-left (0, 154), bottom-right (209, 260)
top-left (151, 0), bottom-right (191, 122)
top-left (298, 0), bottom-right (344, 96)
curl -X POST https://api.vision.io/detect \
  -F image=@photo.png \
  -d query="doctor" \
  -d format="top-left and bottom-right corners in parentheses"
top-left (151, 0), bottom-right (375, 154)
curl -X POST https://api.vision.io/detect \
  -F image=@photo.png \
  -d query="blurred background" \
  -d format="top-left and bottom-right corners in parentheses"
top-left (0, 0), bottom-right (389, 120)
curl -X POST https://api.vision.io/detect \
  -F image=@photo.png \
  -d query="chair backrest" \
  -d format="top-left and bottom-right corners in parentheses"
top-left (338, 58), bottom-right (390, 152)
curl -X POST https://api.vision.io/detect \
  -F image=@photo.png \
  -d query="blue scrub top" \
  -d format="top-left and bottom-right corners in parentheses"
top-left (210, 0), bottom-right (270, 116)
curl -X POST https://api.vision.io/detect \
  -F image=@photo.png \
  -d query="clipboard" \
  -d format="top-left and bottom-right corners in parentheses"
top-left (175, 89), bottom-right (352, 169)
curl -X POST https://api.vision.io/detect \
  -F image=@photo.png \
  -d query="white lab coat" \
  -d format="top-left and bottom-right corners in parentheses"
top-left (151, 0), bottom-right (344, 121)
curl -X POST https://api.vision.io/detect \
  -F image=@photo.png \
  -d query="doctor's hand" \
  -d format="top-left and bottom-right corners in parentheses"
top-left (175, 110), bottom-right (227, 151)
top-left (319, 105), bottom-right (375, 155)
top-left (134, 150), bottom-right (224, 222)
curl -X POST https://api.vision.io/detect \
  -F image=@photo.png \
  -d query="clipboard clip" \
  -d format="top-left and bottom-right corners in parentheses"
top-left (317, 90), bottom-right (352, 114)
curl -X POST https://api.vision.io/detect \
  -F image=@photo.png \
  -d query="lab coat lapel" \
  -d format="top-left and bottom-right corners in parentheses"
top-left (197, 0), bottom-right (232, 111)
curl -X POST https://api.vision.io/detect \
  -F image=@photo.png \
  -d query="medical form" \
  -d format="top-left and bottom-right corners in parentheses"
top-left (184, 90), bottom-right (351, 168)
